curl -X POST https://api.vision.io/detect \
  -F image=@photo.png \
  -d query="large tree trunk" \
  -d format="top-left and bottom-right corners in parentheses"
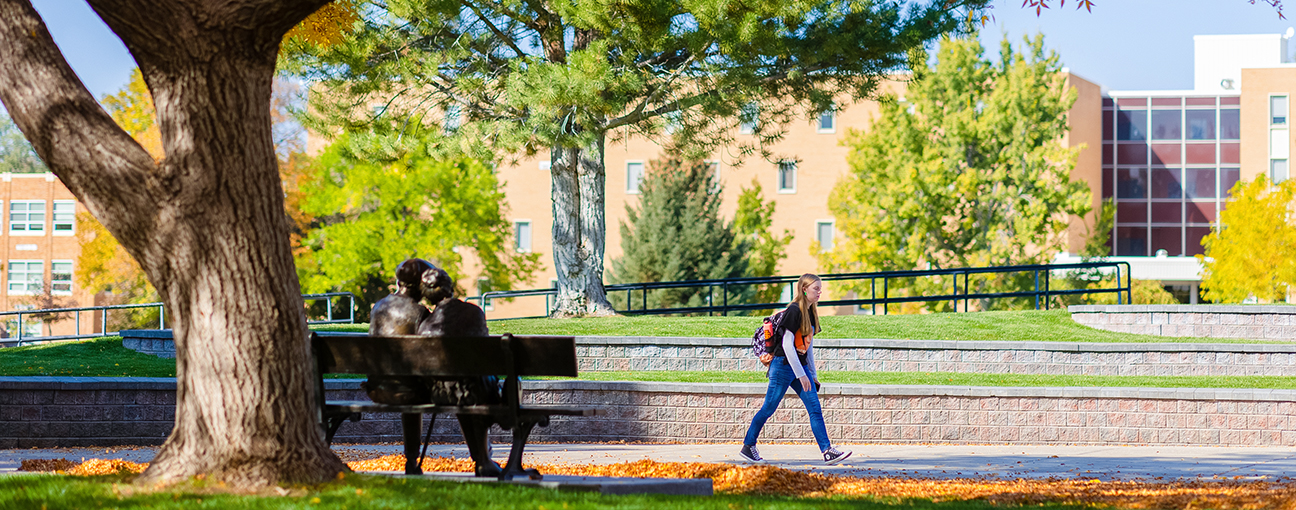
top-left (0, 0), bottom-right (345, 489)
top-left (550, 133), bottom-right (615, 317)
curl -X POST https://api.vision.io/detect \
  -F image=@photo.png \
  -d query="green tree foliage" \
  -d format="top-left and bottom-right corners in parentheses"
top-left (821, 34), bottom-right (1091, 311)
top-left (295, 136), bottom-right (541, 320)
top-left (1200, 175), bottom-right (1296, 303)
top-left (733, 179), bottom-right (793, 306)
top-left (0, 109), bottom-right (45, 173)
top-left (282, 0), bottom-right (990, 316)
top-left (609, 159), bottom-right (746, 311)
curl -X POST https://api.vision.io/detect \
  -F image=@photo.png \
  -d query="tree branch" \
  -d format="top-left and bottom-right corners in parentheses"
top-left (0, 0), bottom-right (155, 222)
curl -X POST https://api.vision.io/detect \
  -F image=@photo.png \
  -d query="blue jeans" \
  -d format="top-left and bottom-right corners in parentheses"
top-left (742, 356), bottom-right (830, 452)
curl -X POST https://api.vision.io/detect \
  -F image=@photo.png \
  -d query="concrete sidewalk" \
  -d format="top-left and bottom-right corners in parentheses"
top-left (3, 443), bottom-right (1295, 481)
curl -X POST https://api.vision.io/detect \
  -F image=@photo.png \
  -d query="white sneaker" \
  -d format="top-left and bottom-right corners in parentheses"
top-left (739, 444), bottom-right (764, 463)
top-left (823, 446), bottom-right (852, 465)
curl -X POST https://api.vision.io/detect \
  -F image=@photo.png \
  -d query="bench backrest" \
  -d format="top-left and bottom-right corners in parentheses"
top-left (312, 333), bottom-right (578, 378)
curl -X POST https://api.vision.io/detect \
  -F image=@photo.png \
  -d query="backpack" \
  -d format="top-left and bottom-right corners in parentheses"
top-left (751, 310), bottom-right (787, 366)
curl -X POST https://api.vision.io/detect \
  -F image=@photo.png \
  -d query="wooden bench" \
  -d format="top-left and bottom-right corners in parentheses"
top-left (312, 332), bottom-right (599, 480)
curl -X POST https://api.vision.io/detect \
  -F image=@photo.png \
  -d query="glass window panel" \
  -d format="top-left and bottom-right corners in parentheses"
top-left (514, 221), bottom-right (531, 252)
top-left (1118, 143), bottom-right (1148, 164)
top-left (1221, 168), bottom-right (1241, 196)
top-left (7, 260), bottom-right (41, 294)
top-left (1186, 97), bottom-right (1216, 106)
top-left (52, 201), bottom-right (74, 232)
top-left (816, 222), bottom-right (834, 251)
top-left (1186, 201), bottom-right (1217, 223)
top-left (818, 111), bottom-right (835, 131)
top-left (1273, 159), bottom-right (1289, 184)
top-left (1150, 144), bottom-right (1181, 165)
top-left (626, 162), bottom-right (643, 192)
top-left (1102, 110), bottom-right (1113, 140)
top-left (1150, 227), bottom-right (1182, 256)
top-left (1219, 96), bottom-right (1240, 106)
top-left (1220, 109), bottom-right (1240, 139)
top-left (1151, 97), bottom-right (1182, 107)
top-left (1185, 143), bottom-right (1216, 164)
top-left (1102, 143), bottom-right (1113, 164)
top-left (1102, 98), bottom-right (1115, 107)
top-left (1273, 96), bottom-right (1288, 125)
top-left (1150, 202), bottom-right (1182, 223)
top-left (1117, 98), bottom-right (1147, 108)
top-left (1151, 110), bottom-right (1181, 140)
top-left (1116, 227), bottom-right (1148, 256)
top-left (1117, 201), bottom-right (1147, 223)
top-left (1116, 168), bottom-right (1147, 199)
top-left (1150, 168), bottom-right (1182, 199)
top-left (1102, 168), bottom-right (1113, 199)
top-left (1117, 110), bottom-right (1147, 140)
top-left (1185, 226), bottom-right (1212, 256)
top-left (9, 201), bottom-right (44, 232)
top-left (778, 161), bottom-right (796, 192)
top-left (51, 261), bottom-right (72, 294)
top-left (1220, 142), bottom-right (1240, 164)
top-left (1186, 110), bottom-right (1216, 139)
top-left (1185, 168), bottom-right (1217, 199)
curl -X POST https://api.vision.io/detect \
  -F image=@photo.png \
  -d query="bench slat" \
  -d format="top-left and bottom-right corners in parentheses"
top-left (324, 401), bottom-right (599, 417)
top-left (314, 334), bottom-right (578, 377)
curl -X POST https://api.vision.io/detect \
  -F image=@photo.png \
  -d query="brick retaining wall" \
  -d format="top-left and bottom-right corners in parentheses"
top-left (576, 337), bottom-right (1296, 376)
top-left (2, 378), bottom-right (1293, 448)
top-left (1070, 305), bottom-right (1296, 340)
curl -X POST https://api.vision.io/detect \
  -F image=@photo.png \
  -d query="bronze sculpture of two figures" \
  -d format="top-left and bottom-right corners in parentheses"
top-left (365, 258), bottom-right (501, 476)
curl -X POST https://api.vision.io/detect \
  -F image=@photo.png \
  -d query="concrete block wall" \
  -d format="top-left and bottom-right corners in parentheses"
top-left (4, 378), bottom-right (1294, 448)
top-left (575, 337), bottom-right (1296, 377)
top-left (1070, 305), bottom-right (1296, 340)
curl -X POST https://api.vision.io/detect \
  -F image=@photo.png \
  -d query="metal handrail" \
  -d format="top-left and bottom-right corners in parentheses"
top-left (1, 292), bottom-right (356, 347)
top-left (475, 262), bottom-right (1132, 319)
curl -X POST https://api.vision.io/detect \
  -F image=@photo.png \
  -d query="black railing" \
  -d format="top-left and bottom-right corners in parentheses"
top-left (476, 262), bottom-right (1132, 319)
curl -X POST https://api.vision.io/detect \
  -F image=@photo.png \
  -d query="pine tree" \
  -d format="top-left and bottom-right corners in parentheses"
top-left (610, 158), bottom-right (747, 311)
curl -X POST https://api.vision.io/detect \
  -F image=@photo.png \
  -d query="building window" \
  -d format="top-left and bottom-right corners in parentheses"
top-left (52, 201), bottom-right (74, 235)
top-left (477, 277), bottom-right (493, 310)
top-left (739, 103), bottom-right (758, 134)
top-left (1272, 95), bottom-right (1288, 125)
top-left (1185, 110), bottom-right (1215, 140)
top-left (7, 260), bottom-right (42, 295)
top-left (626, 161), bottom-right (644, 193)
top-left (9, 201), bottom-right (44, 234)
top-left (444, 103), bottom-right (461, 133)
top-left (514, 220), bottom-right (532, 252)
top-left (817, 109), bottom-right (836, 133)
top-left (1273, 160), bottom-right (1289, 184)
top-left (816, 221), bottom-right (834, 251)
top-left (51, 261), bottom-right (72, 295)
top-left (777, 160), bottom-right (796, 193)
top-left (705, 161), bottom-right (720, 190)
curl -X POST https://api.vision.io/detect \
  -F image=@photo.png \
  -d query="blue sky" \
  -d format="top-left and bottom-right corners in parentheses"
top-left (24, 0), bottom-right (1296, 99)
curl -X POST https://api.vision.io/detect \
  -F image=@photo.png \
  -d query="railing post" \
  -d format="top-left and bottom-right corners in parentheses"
top-left (101, 308), bottom-right (107, 337)
top-left (952, 272), bottom-right (958, 312)
top-left (708, 285), bottom-right (714, 317)
top-left (1044, 269), bottom-right (1051, 310)
top-left (870, 278), bottom-right (876, 315)
top-left (159, 304), bottom-right (165, 329)
top-left (75, 311), bottom-right (80, 336)
top-left (883, 278), bottom-right (888, 316)
top-left (722, 282), bottom-right (728, 317)
top-left (1033, 270), bottom-right (1040, 310)
top-left (15, 312), bottom-right (22, 346)
top-left (326, 296), bottom-right (334, 322)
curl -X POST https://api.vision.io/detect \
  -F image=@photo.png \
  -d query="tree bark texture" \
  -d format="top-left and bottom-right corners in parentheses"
top-left (0, 0), bottom-right (346, 489)
top-left (550, 134), bottom-right (615, 317)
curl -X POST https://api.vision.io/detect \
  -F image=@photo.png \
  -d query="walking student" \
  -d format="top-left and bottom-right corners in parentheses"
top-left (739, 273), bottom-right (852, 465)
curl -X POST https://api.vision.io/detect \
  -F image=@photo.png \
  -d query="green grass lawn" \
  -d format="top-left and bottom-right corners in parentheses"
top-left (0, 337), bottom-right (175, 377)
top-left (0, 472), bottom-right (1082, 510)
top-left (486, 309), bottom-right (1289, 344)
top-left (559, 370), bottom-right (1296, 389)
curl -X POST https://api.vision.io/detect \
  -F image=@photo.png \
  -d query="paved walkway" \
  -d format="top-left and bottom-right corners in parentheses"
top-left (3, 443), bottom-right (1294, 481)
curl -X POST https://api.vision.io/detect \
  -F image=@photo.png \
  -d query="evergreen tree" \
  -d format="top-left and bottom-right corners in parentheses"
top-left (610, 158), bottom-right (746, 311)
top-left (821, 33), bottom-right (1091, 312)
top-left (733, 179), bottom-right (792, 307)
top-left (282, 0), bottom-right (990, 316)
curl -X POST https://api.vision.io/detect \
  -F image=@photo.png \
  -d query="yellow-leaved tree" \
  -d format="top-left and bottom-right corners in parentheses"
top-left (1199, 175), bottom-right (1296, 303)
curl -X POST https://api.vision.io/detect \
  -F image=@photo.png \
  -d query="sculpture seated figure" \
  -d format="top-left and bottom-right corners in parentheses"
top-left (415, 265), bottom-right (502, 476)
top-left (362, 258), bottom-right (433, 405)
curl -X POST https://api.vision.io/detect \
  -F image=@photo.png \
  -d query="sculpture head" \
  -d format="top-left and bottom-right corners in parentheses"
top-left (420, 266), bottom-right (455, 304)
top-left (394, 258), bottom-right (433, 297)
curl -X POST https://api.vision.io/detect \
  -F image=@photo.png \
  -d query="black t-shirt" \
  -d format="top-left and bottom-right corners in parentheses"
top-left (774, 303), bottom-right (817, 360)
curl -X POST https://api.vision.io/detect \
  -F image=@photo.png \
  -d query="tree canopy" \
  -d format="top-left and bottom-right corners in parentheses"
top-left (820, 33), bottom-right (1091, 311)
top-left (295, 136), bottom-right (541, 319)
top-left (0, 108), bottom-right (45, 173)
top-left (284, 0), bottom-right (991, 316)
top-left (1199, 176), bottom-right (1296, 303)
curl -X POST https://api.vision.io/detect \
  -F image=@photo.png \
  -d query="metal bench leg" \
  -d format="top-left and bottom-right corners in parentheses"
top-left (499, 418), bottom-right (545, 481)
top-left (457, 415), bottom-right (502, 477)
top-left (401, 413), bottom-right (424, 475)
top-left (323, 412), bottom-right (359, 445)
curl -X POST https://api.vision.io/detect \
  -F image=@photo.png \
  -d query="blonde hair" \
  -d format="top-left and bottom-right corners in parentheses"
top-left (791, 273), bottom-right (821, 338)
